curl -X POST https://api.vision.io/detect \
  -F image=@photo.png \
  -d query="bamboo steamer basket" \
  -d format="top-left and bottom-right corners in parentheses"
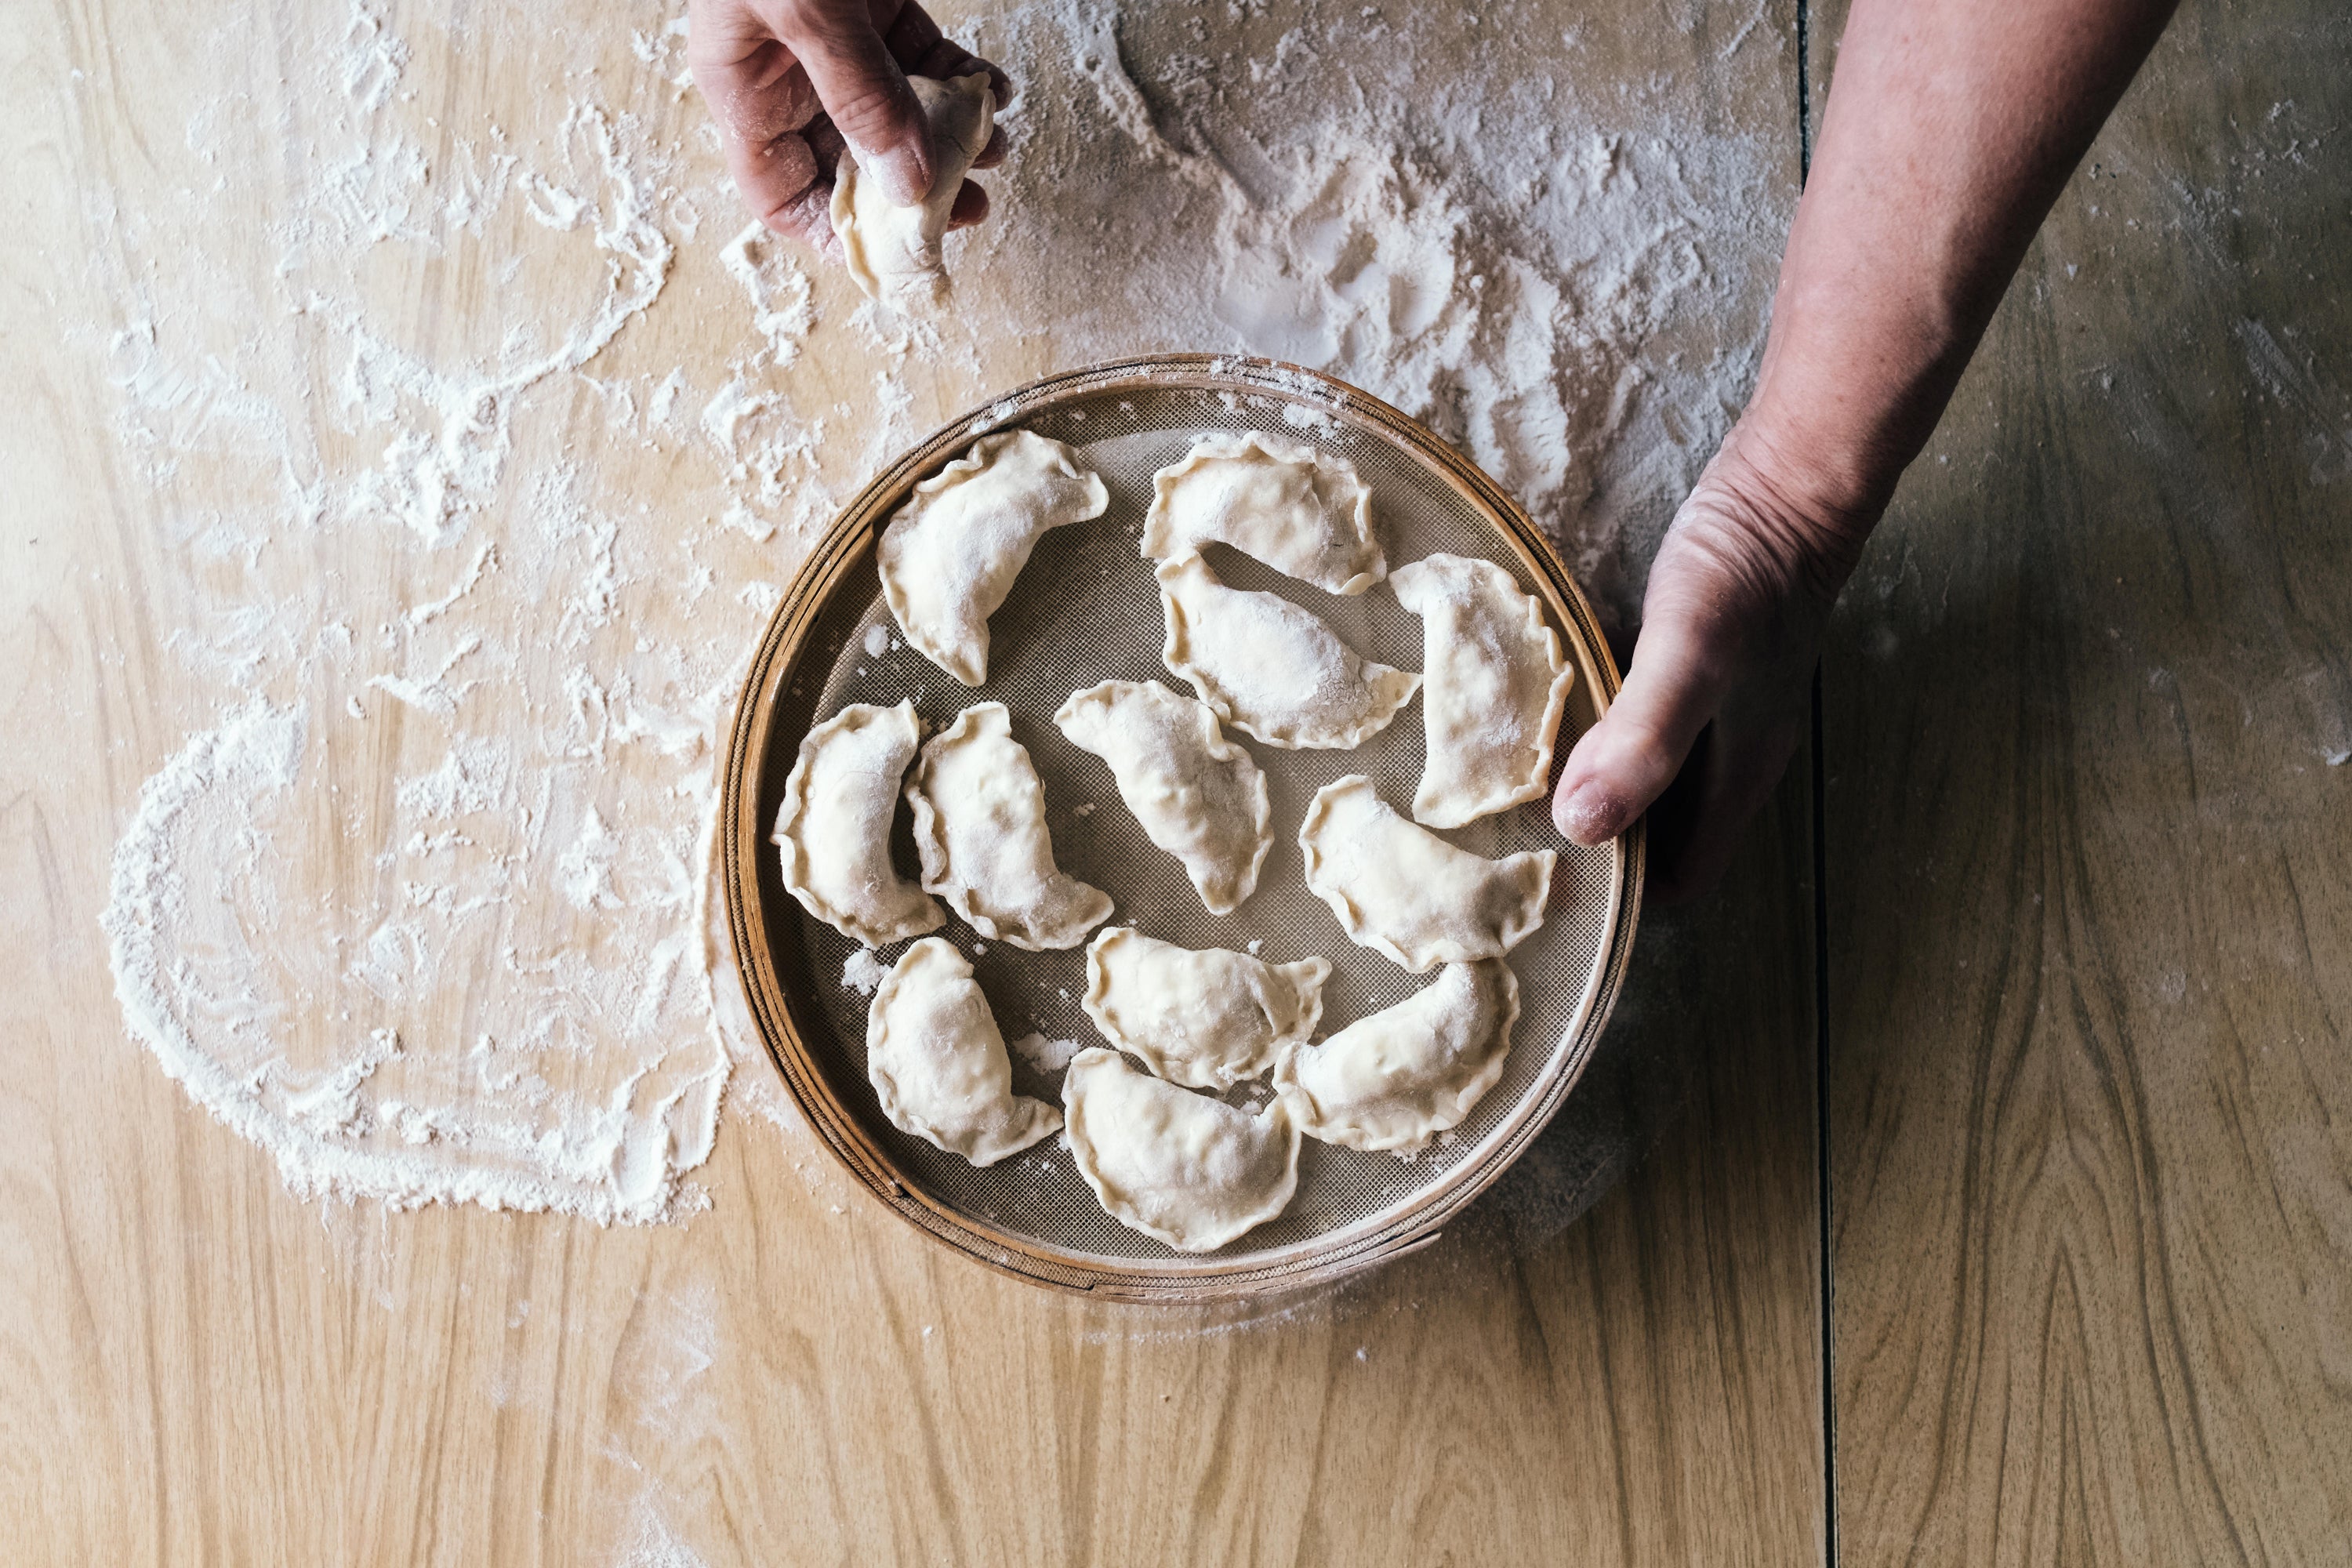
top-left (720, 355), bottom-right (1641, 1301)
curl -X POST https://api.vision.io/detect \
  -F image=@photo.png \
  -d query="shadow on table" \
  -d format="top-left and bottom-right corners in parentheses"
top-left (1478, 742), bottom-right (1819, 1259)
top-left (1480, 879), bottom-right (1768, 1253)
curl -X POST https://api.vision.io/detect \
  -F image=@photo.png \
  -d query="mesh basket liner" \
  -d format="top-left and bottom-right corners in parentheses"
top-left (734, 360), bottom-right (1635, 1294)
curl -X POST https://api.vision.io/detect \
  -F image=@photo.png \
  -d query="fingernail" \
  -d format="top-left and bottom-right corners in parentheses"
top-left (873, 143), bottom-right (932, 206)
top-left (1556, 782), bottom-right (1621, 846)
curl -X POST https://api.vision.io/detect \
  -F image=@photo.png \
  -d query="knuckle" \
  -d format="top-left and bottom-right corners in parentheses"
top-left (825, 78), bottom-right (910, 143)
top-left (780, 0), bottom-right (881, 53)
top-left (764, 180), bottom-right (837, 246)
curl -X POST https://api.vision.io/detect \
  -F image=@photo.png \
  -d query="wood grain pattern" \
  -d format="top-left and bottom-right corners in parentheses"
top-left (0, 0), bottom-right (1826, 1561)
top-left (1817, 0), bottom-right (2352, 1559)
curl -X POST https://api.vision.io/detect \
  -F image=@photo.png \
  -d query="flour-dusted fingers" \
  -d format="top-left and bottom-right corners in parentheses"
top-left (688, 0), bottom-right (826, 140)
top-left (689, 2), bottom-right (832, 245)
top-left (803, 115), bottom-right (849, 170)
top-left (742, 147), bottom-right (838, 253)
top-left (770, 0), bottom-right (935, 204)
top-left (945, 179), bottom-right (988, 230)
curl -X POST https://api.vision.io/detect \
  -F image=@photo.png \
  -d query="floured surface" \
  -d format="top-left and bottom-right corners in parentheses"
top-left (63, 0), bottom-right (1780, 1228)
top-left (6, 0), bottom-right (1853, 1558)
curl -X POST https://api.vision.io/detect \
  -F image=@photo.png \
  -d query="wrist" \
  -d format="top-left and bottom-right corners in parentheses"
top-left (1736, 318), bottom-right (1964, 530)
top-left (1688, 416), bottom-right (1882, 612)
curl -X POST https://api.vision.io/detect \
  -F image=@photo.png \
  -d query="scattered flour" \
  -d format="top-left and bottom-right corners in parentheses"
top-left (954, 0), bottom-right (1785, 611)
top-left (1010, 1032), bottom-right (1082, 1073)
top-left (87, 0), bottom-right (1783, 1225)
top-left (840, 948), bottom-right (891, 995)
top-left (719, 222), bottom-right (815, 368)
top-left (616, 1496), bottom-right (710, 1568)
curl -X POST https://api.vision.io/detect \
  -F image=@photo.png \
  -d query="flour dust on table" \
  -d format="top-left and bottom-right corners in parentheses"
top-left (85, 0), bottom-right (1778, 1223)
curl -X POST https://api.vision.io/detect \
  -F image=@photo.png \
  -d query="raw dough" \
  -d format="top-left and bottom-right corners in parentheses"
top-left (832, 73), bottom-right (996, 309)
top-left (1081, 927), bottom-right (1329, 1091)
top-left (1274, 961), bottom-right (1520, 1152)
top-left (1298, 775), bottom-right (1555, 971)
top-left (866, 938), bottom-right (1062, 1164)
top-left (1061, 1047), bottom-right (1301, 1252)
top-left (1142, 432), bottom-right (1386, 593)
top-left (1391, 554), bottom-right (1574, 827)
top-left (880, 430), bottom-right (1109, 687)
top-left (906, 702), bottom-right (1112, 950)
top-left (1053, 680), bottom-right (1271, 914)
top-left (773, 700), bottom-right (945, 948)
top-left (1157, 554), bottom-right (1420, 749)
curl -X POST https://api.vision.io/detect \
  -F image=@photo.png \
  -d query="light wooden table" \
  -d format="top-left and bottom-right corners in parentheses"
top-left (1, 0), bottom-right (2342, 1562)
top-left (1815, 0), bottom-right (2352, 1559)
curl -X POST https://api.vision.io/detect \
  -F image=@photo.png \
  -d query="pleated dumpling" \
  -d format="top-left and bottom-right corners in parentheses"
top-left (1142, 431), bottom-right (1385, 593)
top-left (1081, 927), bottom-right (1329, 1091)
top-left (774, 700), bottom-right (944, 948)
top-left (906, 702), bottom-right (1112, 951)
top-left (833, 72), bottom-right (996, 309)
top-left (1053, 680), bottom-right (1271, 914)
top-left (880, 430), bottom-right (1109, 686)
top-left (1061, 1047), bottom-right (1301, 1252)
top-left (1274, 961), bottom-right (1519, 1152)
top-left (866, 938), bottom-right (1062, 1165)
top-left (1391, 554), bottom-right (1574, 828)
top-left (1157, 554), bottom-right (1420, 750)
top-left (1298, 776), bottom-right (1554, 971)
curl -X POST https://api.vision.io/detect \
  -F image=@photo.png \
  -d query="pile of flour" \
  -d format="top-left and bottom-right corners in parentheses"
top-left (90, 0), bottom-right (1784, 1222)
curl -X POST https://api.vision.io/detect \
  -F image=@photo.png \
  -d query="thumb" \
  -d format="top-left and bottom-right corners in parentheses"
top-left (1552, 611), bottom-right (1726, 847)
top-left (774, 3), bottom-right (933, 205)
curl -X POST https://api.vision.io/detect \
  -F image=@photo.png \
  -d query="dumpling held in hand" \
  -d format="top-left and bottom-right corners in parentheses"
top-left (833, 72), bottom-right (996, 309)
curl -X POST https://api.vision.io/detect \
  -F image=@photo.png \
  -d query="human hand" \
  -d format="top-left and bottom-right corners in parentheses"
top-left (688, 0), bottom-right (1010, 256)
top-left (1551, 419), bottom-right (1876, 904)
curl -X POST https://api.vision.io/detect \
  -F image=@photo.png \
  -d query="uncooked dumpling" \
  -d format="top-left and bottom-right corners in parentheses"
top-left (1081, 927), bottom-right (1329, 1091)
top-left (866, 938), bottom-right (1061, 1164)
top-left (1061, 1047), bottom-right (1301, 1252)
top-left (832, 73), bottom-right (995, 309)
top-left (906, 702), bottom-right (1112, 950)
top-left (1053, 680), bottom-right (1271, 914)
top-left (1157, 555), bottom-right (1420, 749)
top-left (880, 430), bottom-right (1109, 687)
top-left (1143, 432), bottom-right (1385, 594)
top-left (773, 700), bottom-right (945, 947)
top-left (1299, 775), bottom-right (1554, 971)
top-left (1274, 961), bottom-right (1519, 1152)
top-left (1392, 554), bottom-right (1574, 828)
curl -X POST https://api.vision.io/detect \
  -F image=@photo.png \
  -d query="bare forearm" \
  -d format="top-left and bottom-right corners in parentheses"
top-left (1555, 0), bottom-right (2176, 891)
top-left (1744, 0), bottom-right (2179, 526)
